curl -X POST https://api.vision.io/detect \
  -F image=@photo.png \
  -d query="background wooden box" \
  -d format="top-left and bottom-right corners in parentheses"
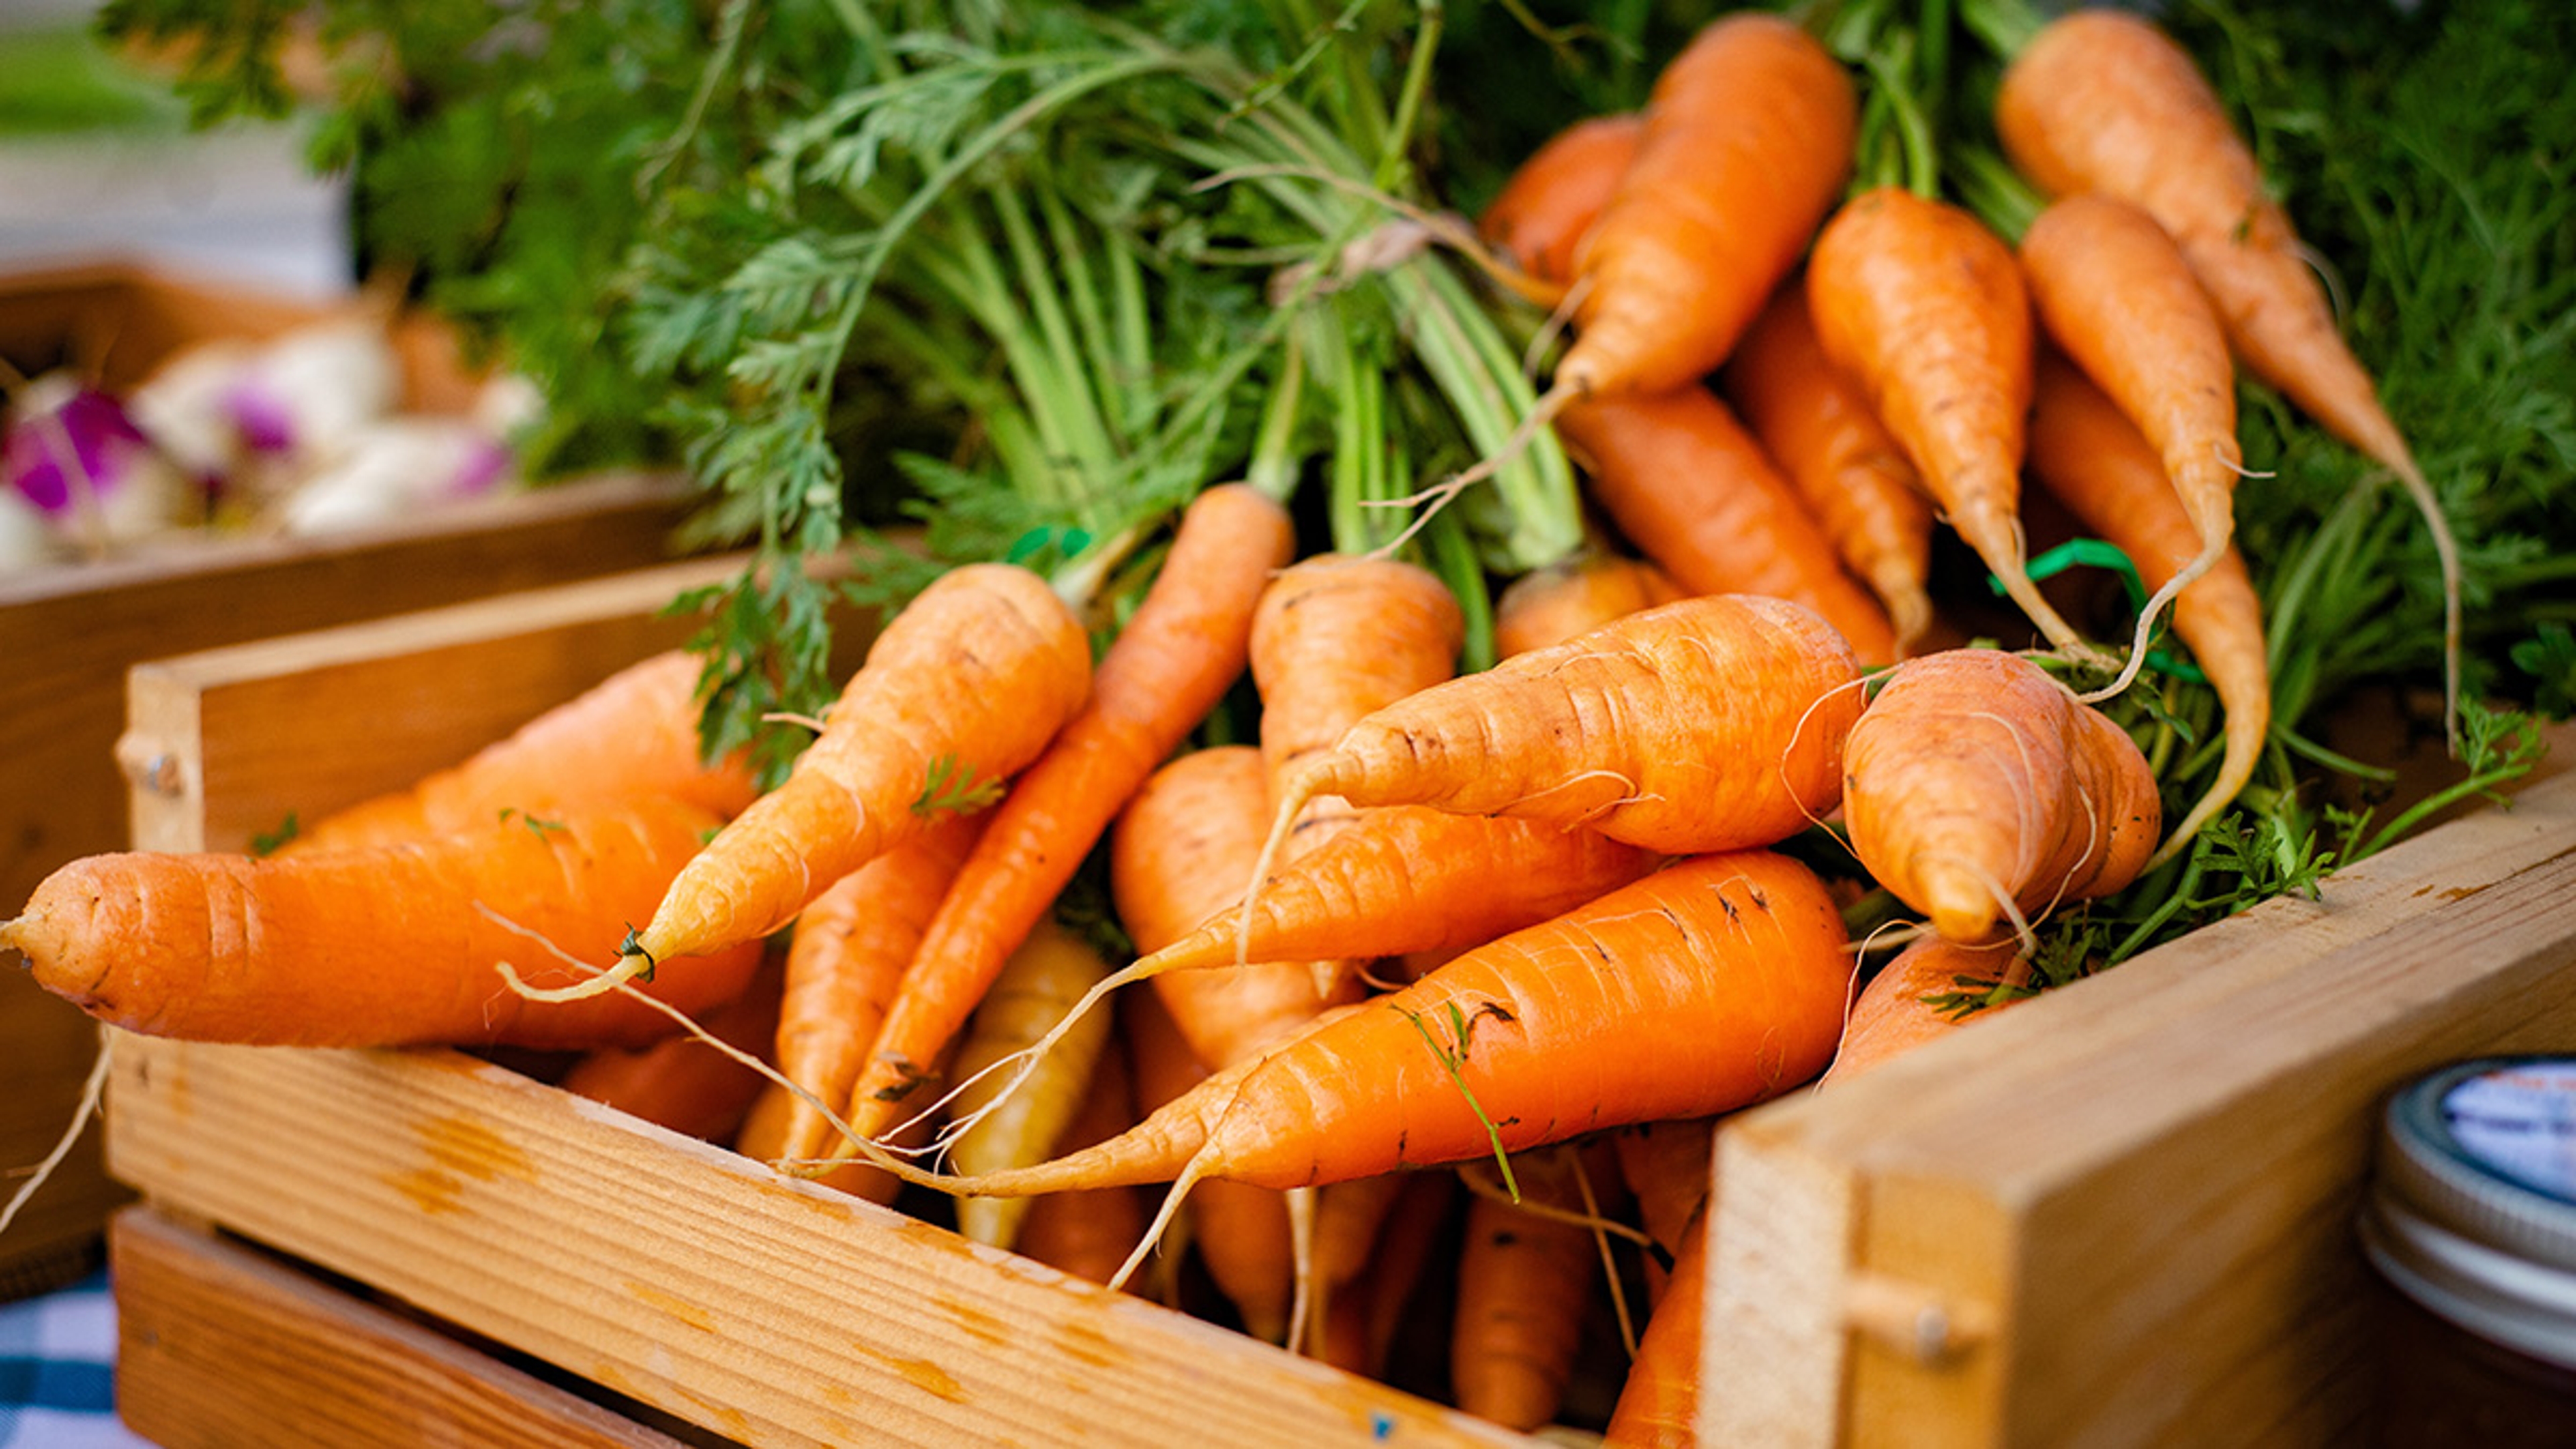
top-left (90, 560), bottom-right (2576, 1445)
top-left (0, 261), bottom-right (699, 1299)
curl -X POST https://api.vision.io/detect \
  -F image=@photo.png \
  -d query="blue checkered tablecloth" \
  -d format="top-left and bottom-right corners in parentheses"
top-left (0, 1273), bottom-right (152, 1448)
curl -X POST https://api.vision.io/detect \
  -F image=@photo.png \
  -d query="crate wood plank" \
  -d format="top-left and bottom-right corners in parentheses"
top-left (119, 553), bottom-right (743, 855)
top-left (112, 1206), bottom-right (701, 1449)
top-left (1701, 767), bottom-right (2576, 1448)
top-left (105, 1039), bottom-right (1527, 1449)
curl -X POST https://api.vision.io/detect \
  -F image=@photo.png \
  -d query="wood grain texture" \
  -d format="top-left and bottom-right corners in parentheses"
top-left (1701, 767), bottom-right (2576, 1448)
top-left (113, 1206), bottom-right (703, 1449)
top-left (0, 472), bottom-right (692, 1298)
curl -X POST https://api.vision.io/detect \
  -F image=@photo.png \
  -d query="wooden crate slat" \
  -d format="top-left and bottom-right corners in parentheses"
top-left (112, 1206), bottom-right (701, 1449)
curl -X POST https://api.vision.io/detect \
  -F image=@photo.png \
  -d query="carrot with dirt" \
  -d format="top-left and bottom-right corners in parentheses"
top-left (1452, 1144), bottom-right (1627, 1432)
top-left (1259, 592), bottom-right (1865, 869)
top-left (1806, 186), bottom-right (2098, 665)
top-left (1841, 649), bottom-right (2161, 946)
top-left (1722, 280), bottom-right (1938, 654)
top-left (1556, 382), bottom-right (1900, 665)
top-left (842, 486), bottom-right (1293, 1139)
top-left (944, 920), bottom-right (1118, 1250)
top-left (773, 812), bottom-right (985, 1164)
top-left (2017, 193), bottom-right (2245, 698)
top-left (1477, 111), bottom-right (1643, 297)
top-left (1994, 5), bottom-right (2463, 737)
top-left (1492, 551), bottom-right (1680, 659)
top-left (2027, 350), bottom-right (2272, 870)
top-left (553, 561), bottom-right (1091, 1003)
top-left (5, 797), bottom-right (763, 1049)
top-left (556, 954), bottom-right (785, 1144)
top-left (285, 647), bottom-right (759, 855)
top-left (867, 849), bottom-right (1853, 1299)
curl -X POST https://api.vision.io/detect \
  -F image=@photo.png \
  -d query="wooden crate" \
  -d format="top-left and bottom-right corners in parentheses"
top-left (99, 559), bottom-right (1531, 1448)
top-left (92, 560), bottom-right (2576, 1444)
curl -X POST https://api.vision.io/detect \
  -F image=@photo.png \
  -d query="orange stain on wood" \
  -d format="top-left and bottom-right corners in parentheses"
top-left (626, 1280), bottom-right (718, 1334)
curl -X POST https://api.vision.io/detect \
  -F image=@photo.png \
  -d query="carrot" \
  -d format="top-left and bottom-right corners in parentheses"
top-left (1996, 7), bottom-right (2462, 735)
top-left (908, 849), bottom-right (1851, 1254)
top-left (1554, 13), bottom-right (1858, 399)
top-left (1010, 1033), bottom-right (1148, 1287)
top-left (843, 486), bottom-right (1293, 1139)
top-left (1111, 747), bottom-right (1358, 1079)
top-left (771, 812), bottom-right (984, 1163)
top-left (1611, 1116), bottom-right (1715, 1305)
top-left (1451, 1145), bottom-right (1623, 1432)
top-left (5, 797), bottom-right (763, 1049)
top-left (2028, 350), bottom-right (2271, 869)
top-left (1806, 186), bottom-right (2099, 665)
top-left (2017, 193), bottom-right (2243, 698)
top-left (1316, 1171), bottom-right (1456, 1379)
top-left (1841, 649), bottom-right (2162, 946)
top-left (1122, 985), bottom-right (1299, 1343)
top-left (590, 561), bottom-right (1091, 996)
top-left (555, 953), bottom-right (784, 1144)
top-left (1477, 112), bottom-right (1644, 298)
top-left (1829, 936), bottom-right (2028, 1083)
top-left (735, 1073), bottom-right (917, 1205)
top-left (284, 648), bottom-right (759, 856)
top-left (1492, 551), bottom-right (1680, 659)
top-left (1556, 383), bottom-right (1900, 665)
top-left (1263, 593), bottom-right (1864, 862)
top-left (945, 920), bottom-right (1118, 1250)
top-left (1600, 1205), bottom-right (1707, 1449)
top-left (1723, 280), bottom-right (1938, 654)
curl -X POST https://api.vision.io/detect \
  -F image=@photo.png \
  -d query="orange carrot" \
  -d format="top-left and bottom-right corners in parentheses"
top-left (1263, 594), bottom-right (1864, 861)
top-left (2028, 351), bottom-right (2271, 869)
top-left (1111, 747), bottom-right (1359, 1078)
top-left (2017, 193), bottom-right (2243, 696)
top-left (918, 847), bottom-right (1852, 1204)
top-left (945, 920), bottom-right (1118, 1250)
top-left (1010, 1032), bottom-right (1148, 1287)
top-left (1554, 13), bottom-right (1858, 399)
top-left (1996, 7), bottom-right (2461, 733)
top-left (1842, 649), bottom-right (2161, 945)
top-left (1316, 1171), bottom-right (1456, 1379)
top-left (284, 648), bottom-right (759, 856)
top-left (734, 1077), bottom-right (909, 1205)
top-left (1723, 280), bottom-right (1938, 653)
top-left (845, 486), bottom-right (1294, 1139)
top-left (1492, 551), bottom-right (1681, 659)
top-left (1612, 1116), bottom-right (1715, 1304)
top-left (773, 812), bottom-right (985, 1163)
top-left (5, 797), bottom-right (762, 1049)
top-left (601, 562), bottom-right (1091, 991)
top-left (1478, 112), bottom-right (1644, 296)
top-left (1807, 187), bottom-right (2098, 665)
top-left (555, 953), bottom-right (784, 1143)
top-left (1829, 936), bottom-right (2028, 1082)
top-left (1451, 1146), bottom-right (1623, 1431)
top-left (1601, 1206), bottom-right (1707, 1448)
top-left (1556, 383), bottom-right (1900, 665)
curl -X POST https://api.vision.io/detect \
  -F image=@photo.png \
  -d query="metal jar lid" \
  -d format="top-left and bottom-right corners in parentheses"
top-left (2360, 1057), bottom-right (2576, 1369)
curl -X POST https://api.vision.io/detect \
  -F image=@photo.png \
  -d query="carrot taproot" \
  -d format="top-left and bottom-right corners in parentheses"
top-left (1477, 112), bottom-right (1644, 299)
top-left (1262, 593), bottom-right (1864, 863)
top-left (1010, 1030), bottom-right (1148, 1287)
top-left (902, 849), bottom-right (1851, 1253)
top-left (1601, 1205), bottom-right (1707, 1449)
top-left (1996, 7), bottom-right (2461, 735)
top-left (1452, 1145), bottom-right (1624, 1432)
top-left (586, 561), bottom-right (1091, 998)
top-left (284, 648), bottom-right (759, 856)
top-left (1829, 936), bottom-right (2028, 1083)
top-left (945, 919), bottom-right (1118, 1250)
top-left (1806, 186), bottom-right (2099, 665)
top-left (2028, 350), bottom-right (2271, 870)
top-left (5, 797), bottom-right (762, 1049)
top-left (1492, 551), bottom-right (1681, 660)
top-left (555, 953), bottom-right (784, 1143)
top-left (2017, 193), bottom-right (2243, 698)
top-left (1554, 13), bottom-right (1858, 400)
top-left (1723, 280), bottom-right (1938, 654)
top-left (1841, 649), bottom-right (2161, 946)
top-left (843, 485), bottom-right (1294, 1140)
top-left (1555, 383), bottom-right (1900, 665)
